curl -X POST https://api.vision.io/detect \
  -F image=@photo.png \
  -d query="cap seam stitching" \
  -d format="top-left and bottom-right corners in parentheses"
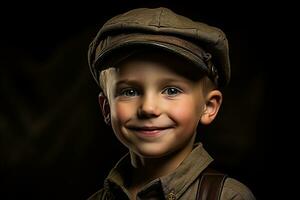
top-left (158, 8), bottom-right (163, 27)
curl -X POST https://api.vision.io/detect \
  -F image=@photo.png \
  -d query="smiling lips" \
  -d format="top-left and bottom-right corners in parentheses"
top-left (127, 126), bottom-right (173, 137)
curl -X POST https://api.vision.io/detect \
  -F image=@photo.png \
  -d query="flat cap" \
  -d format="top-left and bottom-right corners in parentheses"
top-left (88, 7), bottom-right (230, 88)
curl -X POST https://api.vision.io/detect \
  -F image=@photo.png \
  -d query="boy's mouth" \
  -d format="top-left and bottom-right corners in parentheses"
top-left (127, 125), bottom-right (173, 137)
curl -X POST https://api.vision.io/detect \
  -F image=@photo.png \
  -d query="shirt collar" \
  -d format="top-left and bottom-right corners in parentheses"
top-left (159, 143), bottom-right (213, 198)
top-left (105, 143), bottom-right (213, 198)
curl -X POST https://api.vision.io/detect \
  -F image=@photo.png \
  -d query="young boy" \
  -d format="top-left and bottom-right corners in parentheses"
top-left (87, 7), bottom-right (255, 200)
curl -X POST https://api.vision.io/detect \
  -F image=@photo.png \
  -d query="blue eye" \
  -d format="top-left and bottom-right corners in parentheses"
top-left (120, 88), bottom-right (139, 96)
top-left (162, 87), bottom-right (182, 96)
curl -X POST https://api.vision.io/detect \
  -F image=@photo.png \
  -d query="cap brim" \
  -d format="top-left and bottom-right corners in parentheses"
top-left (91, 34), bottom-right (210, 84)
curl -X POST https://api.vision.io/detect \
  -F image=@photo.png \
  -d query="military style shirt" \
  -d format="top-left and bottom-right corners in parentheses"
top-left (88, 143), bottom-right (255, 200)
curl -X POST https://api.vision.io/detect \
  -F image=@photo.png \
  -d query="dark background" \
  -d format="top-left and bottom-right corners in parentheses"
top-left (0, 1), bottom-right (296, 199)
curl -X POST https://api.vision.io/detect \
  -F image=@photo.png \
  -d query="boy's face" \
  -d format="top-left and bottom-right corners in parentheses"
top-left (104, 52), bottom-right (209, 158)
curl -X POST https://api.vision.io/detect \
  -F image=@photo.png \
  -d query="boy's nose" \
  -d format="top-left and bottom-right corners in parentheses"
top-left (138, 94), bottom-right (161, 118)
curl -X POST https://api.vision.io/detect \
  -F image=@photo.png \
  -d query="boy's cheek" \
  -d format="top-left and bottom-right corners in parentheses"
top-left (112, 103), bottom-right (134, 122)
top-left (171, 108), bottom-right (197, 124)
top-left (170, 99), bottom-right (202, 121)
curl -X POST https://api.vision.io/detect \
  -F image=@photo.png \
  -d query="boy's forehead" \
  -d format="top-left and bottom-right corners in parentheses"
top-left (114, 48), bottom-right (205, 81)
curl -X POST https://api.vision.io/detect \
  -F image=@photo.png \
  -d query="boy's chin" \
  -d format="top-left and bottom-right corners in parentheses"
top-left (129, 143), bottom-right (177, 159)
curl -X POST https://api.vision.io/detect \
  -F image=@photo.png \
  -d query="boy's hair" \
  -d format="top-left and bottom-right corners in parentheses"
top-left (99, 68), bottom-right (117, 100)
top-left (88, 7), bottom-right (231, 90)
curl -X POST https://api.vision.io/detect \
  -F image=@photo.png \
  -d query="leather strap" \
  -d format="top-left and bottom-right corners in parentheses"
top-left (196, 168), bottom-right (227, 200)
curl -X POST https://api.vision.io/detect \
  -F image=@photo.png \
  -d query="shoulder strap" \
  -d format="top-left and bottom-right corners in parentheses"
top-left (196, 168), bottom-right (227, 200)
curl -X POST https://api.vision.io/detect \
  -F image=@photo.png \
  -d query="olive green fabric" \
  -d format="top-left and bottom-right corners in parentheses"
top-left (88, 7), bottom-right (230, 88)
top-left (87, 144), bottom-right (255, 200)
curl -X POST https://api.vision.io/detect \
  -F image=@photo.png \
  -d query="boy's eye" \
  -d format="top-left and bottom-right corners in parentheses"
top-left (120, 88), bottom-right (139, 96)
top-left (162, 87), bottom-right (182, 96)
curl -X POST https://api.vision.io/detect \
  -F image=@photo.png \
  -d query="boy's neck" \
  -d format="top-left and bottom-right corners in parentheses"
top-left (127, 140), bottom-right (195, 196)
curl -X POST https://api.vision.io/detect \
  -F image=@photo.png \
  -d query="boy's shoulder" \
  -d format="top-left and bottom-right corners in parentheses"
top-left (197, 167), bottom-right (255, 200)
top-left (86, 172), bottom-right (256, 200)
top-left (221, 178), bottom-right (256, 200)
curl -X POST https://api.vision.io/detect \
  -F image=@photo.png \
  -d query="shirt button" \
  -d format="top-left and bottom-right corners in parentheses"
top-left (167, 191), bottom-right (176, 200)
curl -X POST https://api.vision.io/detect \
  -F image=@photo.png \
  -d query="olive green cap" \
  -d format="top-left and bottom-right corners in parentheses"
top-left (88, 7), bottom-right (230, 88)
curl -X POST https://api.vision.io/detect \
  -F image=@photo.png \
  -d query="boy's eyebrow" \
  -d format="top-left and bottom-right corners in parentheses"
top-left (159, 78), bottom-right (191, 85)
top-left (116, 77), bottom-right (191, 86)
top-left (115, 79), bottom-right (140, 86)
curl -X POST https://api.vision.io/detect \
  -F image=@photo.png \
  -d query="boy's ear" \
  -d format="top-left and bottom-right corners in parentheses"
top-left (200, 90), bottom-right (222, 125)
top-left (98, 92), bottom-right (111, 125)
